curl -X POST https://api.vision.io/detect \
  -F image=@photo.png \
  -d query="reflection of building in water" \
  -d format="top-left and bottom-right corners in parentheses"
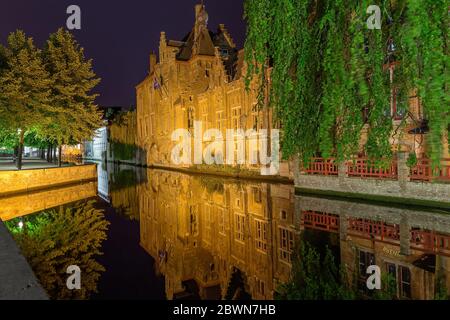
top-left (109, 184), bottom-right (140, 221)
top-left (0, 182), bottom-right (98, 221)
top-left (297, 196), bottom-right (450, 300)
top-left (138, 169), bottom-right (449, 300)
top-left (138, 170), bottom-right (296, 300)
top-left (136, 4), bottom-right (292, 177)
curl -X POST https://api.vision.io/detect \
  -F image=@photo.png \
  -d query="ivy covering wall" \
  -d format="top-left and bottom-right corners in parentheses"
top-left (244, 0), bottom-right (448, 165)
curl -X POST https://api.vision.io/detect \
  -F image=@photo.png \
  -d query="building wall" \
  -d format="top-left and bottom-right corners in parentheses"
top-left (0, 164), bottom-right (97, 196)
top-left (136, 5), bottom-right (291, 177)
top-left (138, 169), bottom-right (296, 300)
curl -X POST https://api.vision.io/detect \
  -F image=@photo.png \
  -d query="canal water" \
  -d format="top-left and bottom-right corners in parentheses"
top-left (2, 163), bottom-right (450, 300)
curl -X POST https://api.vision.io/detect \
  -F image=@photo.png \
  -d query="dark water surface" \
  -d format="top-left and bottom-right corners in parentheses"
top-left (3, 163), bottom-right (450, 300)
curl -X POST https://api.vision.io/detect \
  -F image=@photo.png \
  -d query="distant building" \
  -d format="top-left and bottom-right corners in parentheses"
top-left (83, 127), bottom-right (108, 161)
top-left (82, 106), bottom-right (137, 163)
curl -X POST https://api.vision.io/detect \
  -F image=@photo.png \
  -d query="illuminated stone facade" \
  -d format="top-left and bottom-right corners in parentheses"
top-left (136, 4), bottom-right (291, 177)
top-left (138, 169), bottom-right (296, 300)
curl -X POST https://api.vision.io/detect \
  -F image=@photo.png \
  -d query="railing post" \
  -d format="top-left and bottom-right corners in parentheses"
top-left (338, 161), bottom-right (348, 179)
top-left (397, 152), bottom-right (410, 183)
top-left (400, 214), bottom-right (411, 256)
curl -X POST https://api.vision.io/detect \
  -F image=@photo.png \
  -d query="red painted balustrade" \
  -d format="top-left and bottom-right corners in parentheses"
top-left (410, 229), bottom-right (450, 257)
top-left (300, 211), bottom-right (340, 233)
top-left (346, 158), bottom-right (398, 179)
top-left (348, 218), bottom-right (401, 243)
top-left (303, 158), bottom-right (338, 176)
top-left (410, 158), bottom-right (450, 182)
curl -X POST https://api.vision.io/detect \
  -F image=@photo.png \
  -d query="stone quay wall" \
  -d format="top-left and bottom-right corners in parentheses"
top-left (0, 164), bottom-right (97, 196)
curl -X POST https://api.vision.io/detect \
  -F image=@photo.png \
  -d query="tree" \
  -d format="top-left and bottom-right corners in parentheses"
top-left (42, 28), bottom-right (104, 167)
top-left (0, 31), bottom-right (52, 169)
top-left (6, 201), bottom-right (110, 300)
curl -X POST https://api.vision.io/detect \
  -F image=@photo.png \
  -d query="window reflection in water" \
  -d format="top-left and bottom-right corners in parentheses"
top-left (1, 165), bottom-right (449, 300)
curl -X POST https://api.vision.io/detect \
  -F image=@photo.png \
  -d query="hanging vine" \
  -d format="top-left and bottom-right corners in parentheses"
top-left (400, 0), bottom-right (449, 165)
top-left (244, 0), bottom-right (449, 165)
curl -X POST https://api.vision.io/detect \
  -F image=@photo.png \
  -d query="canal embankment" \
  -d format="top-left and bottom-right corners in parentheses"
top-left (0, 164), bottom-right (99, 299)
top-left (0, 164), bottom-right (98, 196)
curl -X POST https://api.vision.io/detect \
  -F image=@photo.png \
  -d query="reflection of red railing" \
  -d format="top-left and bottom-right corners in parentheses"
top-left (347, 158), bottom-right (398, 179)
top-left (410, 158), bottom-right (450, 182)
top-left (348, 218), bottom-right (400, 242)
top-left (303, 158), bottom-right (338, 176)
top-left (301, 211), bottom-right (339, 233)
top-left (411, 230), bottom-right (450, 257)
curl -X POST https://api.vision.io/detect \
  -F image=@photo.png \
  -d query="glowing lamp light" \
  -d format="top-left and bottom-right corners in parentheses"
top-left (18, 221), bottom-right (24, 229)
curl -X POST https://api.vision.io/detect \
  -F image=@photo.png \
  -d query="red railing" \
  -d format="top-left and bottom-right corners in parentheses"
top-left (303, 158), bottom-right (338, 176)
top-left (300, 211), bottom-right (340, 233)
top-left (410, 158), bottom-right (450, 182)
top-left (410, 230), bottom-right (450, 257)
top-left (347, 158), bottom-right (398, 179)
top-left (348, 218), bottom-right (400, 243)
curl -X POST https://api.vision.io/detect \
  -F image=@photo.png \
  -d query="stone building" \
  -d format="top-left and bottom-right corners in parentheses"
top-left (136, 4), bottom-right (291, 177)
top-left (138, 169), bottom-right (296, 300)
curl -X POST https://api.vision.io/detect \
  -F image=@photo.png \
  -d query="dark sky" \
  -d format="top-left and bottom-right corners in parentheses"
top-left (0, 0), bottom-right (246, 107)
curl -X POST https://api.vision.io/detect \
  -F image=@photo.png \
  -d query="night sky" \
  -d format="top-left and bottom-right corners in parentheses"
top-left (0, 0), bottom-right (246, 107)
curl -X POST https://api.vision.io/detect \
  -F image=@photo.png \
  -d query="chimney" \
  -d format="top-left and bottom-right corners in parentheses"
top-left (149, 52), bottom-right (157, 74)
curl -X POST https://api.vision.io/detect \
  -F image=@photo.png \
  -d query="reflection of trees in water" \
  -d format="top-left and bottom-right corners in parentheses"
top-left (6, 201), bottom-right (109, 300)
top-left (109, 168), bottom-right (143, 221)
top-left (276, 236), bottom-right (399, 300)
top-left (277, 239), bottom-right (357, 300)
top-left (197, 176), bottom-right (227, 194)
top-left (276, 236), bottom-right (448, 300)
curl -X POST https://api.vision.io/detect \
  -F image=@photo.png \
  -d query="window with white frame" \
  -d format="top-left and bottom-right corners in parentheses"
top-left (255, 219), bottom-right (268, 252)
top-left (279, 227), bottom-right (294, 263)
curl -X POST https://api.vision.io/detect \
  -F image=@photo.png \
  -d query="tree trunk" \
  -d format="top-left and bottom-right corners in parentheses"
top-left (17, 129), bottom-right (25, 170)
top-left (53, 146), bottom-right (57, 163)
top-left (47, 145), bottom-right (52, 162)
top-left (58, 145), bottom-right (62, 167)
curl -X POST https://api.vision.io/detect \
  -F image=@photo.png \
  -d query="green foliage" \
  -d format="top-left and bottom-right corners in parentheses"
top-left (0, 127), bottom-right (18, 149)
top-left (41, 28), bottom-right (103, 146)
top-left (6, 201), bottom-right (110, 300)
top-left (0, 30), bottom-right (52, 132)
top-left (372, 272), bottom-right (397, 300)
top-left (434, 273), bottom-right (449, 300)
top-left (406, 152), bottom-right (418, 167)
top-left (276, 241), bottom-right (356, 300)
top-left (110, 169), bottom-right (139, 190)
top-left (0, 29), bottom-right (103, 166)
top-left (244, 0), bottom-right (449, 164)
top-left (400, 0), bottom-right (449, 166)
top-left (111, 141), bottom-right (137, 161)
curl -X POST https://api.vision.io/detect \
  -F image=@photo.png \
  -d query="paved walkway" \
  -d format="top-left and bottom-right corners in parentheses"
top-left (0, 158), bottom-right (69, 171)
